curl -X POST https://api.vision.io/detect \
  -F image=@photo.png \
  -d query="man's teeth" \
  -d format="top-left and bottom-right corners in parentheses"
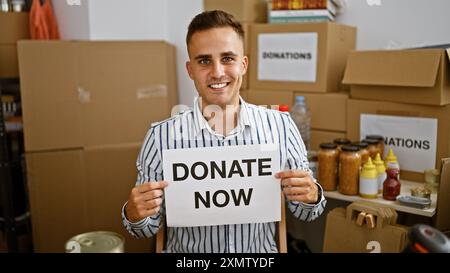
top-left (210, 83), bottom-right (227, 89)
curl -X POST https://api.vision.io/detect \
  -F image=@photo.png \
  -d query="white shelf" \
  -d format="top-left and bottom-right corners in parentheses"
top-left (323, 180), bottom-right (437, 217)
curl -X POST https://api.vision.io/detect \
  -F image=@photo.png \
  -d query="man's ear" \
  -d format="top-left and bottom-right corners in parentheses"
top-left (241, 55), bottom-right (249, 75)
top-left (186, 61), bottom-right (194, 80)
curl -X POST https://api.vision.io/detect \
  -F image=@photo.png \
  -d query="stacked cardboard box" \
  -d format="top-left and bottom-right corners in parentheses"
top-left (343, 48), bottom-right (450, 230)
top-left (0, 12), bottom-right (29, 78)
top-left (244, 22), bottom-right (355, 151)
top-left (18, 41), bottom-right (178, 252)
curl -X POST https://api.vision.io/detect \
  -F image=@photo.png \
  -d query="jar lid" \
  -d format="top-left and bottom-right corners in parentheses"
top-left (363, 138), bottom-right (379, 145)
top-left (351, 141), bottom-right (368, 148)
top-left (341, 145), bottom-right (360, 152)
top-left (319, 143), bottom-right (337, 149)
top-left (334, 138), bottom-right (351, 145)
top-left (366, 135), bottom-right (384, 141)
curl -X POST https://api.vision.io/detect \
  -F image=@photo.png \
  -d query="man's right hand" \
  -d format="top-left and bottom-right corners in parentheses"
top-left (125, 181), bottom-right (169, 223)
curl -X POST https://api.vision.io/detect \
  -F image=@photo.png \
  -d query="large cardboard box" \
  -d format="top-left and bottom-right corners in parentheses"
top-left (250, 23), bottom-right (356, 92)
top-left (343, 49), bottom-right (450, 106)
top-left (246, 89), bottom-right (294, 108)
top-left (311, 130), bottom-right (346, 151)
top-left (245, 89), bottom-right (348, 131)
top-left (347, 99), bottom-right (450, 182)
top-left (18, 41), bottom-right (178, 152)
top-left (436, 158), bottom-right (450, 231)
top-left (26, 143), bottom-right (153, 253)
top-left (204, 0), bottom-right (268, 23)
top-left (295, 92), bottom-right (348, 132)
top-left (0, 12), bottom-right (29, 77)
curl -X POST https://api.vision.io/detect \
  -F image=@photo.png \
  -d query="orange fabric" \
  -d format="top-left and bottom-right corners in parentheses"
top-left (29, 0), bottom-right (60, 40)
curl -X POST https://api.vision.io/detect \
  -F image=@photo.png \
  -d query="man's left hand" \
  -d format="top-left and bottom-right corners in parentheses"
top-left (275, 170), bottom-right (319, 204)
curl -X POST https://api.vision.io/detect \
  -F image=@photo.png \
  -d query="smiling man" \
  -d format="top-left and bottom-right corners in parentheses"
top-left (122, 10), bottom-right (327, 253)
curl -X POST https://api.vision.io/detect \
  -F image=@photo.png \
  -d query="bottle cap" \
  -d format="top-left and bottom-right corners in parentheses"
top-left (295, 96), bottom-right (305, 104)
top-left (319, 143), bottom-right (337, 149)
top-left (278, 105), bottom-right (289, 112)
top-left (385, 148), bottom-right (398, 163)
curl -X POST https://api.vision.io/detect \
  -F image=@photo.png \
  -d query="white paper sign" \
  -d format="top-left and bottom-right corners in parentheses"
top-left (162, 144), bottom-right (281, 227)
top-left (360, 114), bottom-right (438, 173)
top-left (258, 32), bottom-right (318, 82)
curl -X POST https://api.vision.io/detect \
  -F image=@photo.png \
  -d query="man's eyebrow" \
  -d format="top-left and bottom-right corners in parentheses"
top-left (194, 54), bottom-right (211, 60)
top-left (222, 51), bottom-right (238, 57)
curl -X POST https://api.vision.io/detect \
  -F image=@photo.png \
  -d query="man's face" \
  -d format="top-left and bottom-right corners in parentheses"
top-left (186, 27), bottom-right (248, 109)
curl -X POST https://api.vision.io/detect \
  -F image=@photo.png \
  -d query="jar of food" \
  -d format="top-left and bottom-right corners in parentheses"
top-left (339, 145), bottom-right (361, 195)
top-left (363, 138), bottom-right (380, 160)
top-left (352, 141), bottom-right (370, 166)
top-left (308, 151), bottom-right (318, 179)
top-left (334, 138), bottom-right (351, 153)
top-left (366, 135), bottom-right (385, 158)
top-left (318, 143), bottom-right (339, 191)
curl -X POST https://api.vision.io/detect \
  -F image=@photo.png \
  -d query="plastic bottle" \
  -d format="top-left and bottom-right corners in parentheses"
top-left (359, 158), bottom-right (378, 199)
top-left (290, 96), bottom-right (311, 151)
top-left (383, 168), bottom-right (401, 201)
top-left (373, 153), bottom-right (387, 194)
top-left (385, 148), bottom-right (400, 180)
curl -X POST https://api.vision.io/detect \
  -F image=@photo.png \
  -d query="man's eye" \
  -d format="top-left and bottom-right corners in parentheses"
top-left (199, 59), bottom-right (210, 65)
top-left (222, 57), bottom-right (234, 63)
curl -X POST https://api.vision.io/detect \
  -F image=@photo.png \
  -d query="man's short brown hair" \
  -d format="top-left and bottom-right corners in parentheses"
top-left (186, 10), bottom-right (244, 47)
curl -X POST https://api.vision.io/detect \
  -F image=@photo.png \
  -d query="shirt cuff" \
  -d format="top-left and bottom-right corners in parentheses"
top-left (122, 201), bottom-right (149, 228)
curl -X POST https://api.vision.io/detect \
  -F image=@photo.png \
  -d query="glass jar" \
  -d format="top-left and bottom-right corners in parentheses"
top-left (363, 138), bottom-right (380, 160)
top-left (318, 143), bottom-right (339, 191)
top-left (352, 141), bottom-right (370, 166)
top-left (334, 138), bottom-right (351, 153)
top-left (339, 145), bottom-right (361, 195)
top-left (366, 135), bottom-right (385, 158)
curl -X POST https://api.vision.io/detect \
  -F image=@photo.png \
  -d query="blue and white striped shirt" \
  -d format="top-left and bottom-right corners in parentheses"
top-left (122, 96), bottom-right (327, 253)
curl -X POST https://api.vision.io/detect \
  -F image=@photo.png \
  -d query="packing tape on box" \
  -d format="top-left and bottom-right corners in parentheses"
top-left (77, 87), bottom-right (91, 104)
top-left (137, 85), bottom-right (168, 99)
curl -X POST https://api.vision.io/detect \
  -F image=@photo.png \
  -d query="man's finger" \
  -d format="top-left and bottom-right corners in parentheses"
top-left (136, 181), bottom-right (168, 193)
top-left (141, 190), bottom-right (164, 201)
top-left (283, 186), bottom-right (309, 196)
top-left (275, 169), bottom-right (309, 179)
top-left (280, 177), bottom-right (310, 187)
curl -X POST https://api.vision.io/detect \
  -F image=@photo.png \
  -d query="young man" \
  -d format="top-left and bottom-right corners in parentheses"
top-left (122, 10), bottom-right (326, 253)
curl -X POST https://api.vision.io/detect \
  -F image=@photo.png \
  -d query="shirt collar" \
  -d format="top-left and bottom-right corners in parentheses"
top-left (193, 95), bottom-right (253, 137)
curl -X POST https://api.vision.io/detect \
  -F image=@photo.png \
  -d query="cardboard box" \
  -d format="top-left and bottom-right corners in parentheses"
top-left (323, 202), bottom-right (409, 253)
top-left (343, 49), bottom-right (450, 106)
top-left (435, 158), bottom-right (450, 231)
top-left (245, 89), bottom-right (348, 131)
top-left (295, 92), bottom-right (348, 131)
top-left (0, 12), bottom-right (29, 78)
top-left (204, 0), bottom-right (268, 23)
top-left (311, 130), bottom-right (346, 151)
top-left (249, 23), bottom-right (356, 92)
top-left (26, 143), bottom-right (153, 253)
top-left (246, 89), bottom-right (294, 108)
top-left (347, 99), bottom-right (450, 182)
top-left (18, 41), bottom-right (178, 152)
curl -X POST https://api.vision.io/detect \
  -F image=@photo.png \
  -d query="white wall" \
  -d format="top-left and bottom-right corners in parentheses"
top-left (53, 0), bottom-right (91, 40)
top-left (336, 0), bottom-right (450, 49)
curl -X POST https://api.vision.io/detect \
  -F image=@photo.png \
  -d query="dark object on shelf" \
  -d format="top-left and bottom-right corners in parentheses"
top-left (403, 224), bottom-right (450, 253)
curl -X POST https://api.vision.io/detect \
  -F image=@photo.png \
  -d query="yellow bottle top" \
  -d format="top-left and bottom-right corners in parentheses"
top-left (360, 157), bottom-right (377, 179)
top-left (385, 148), bottom-right (398, 163)
top-left (373, 153), bottom-right (386, 174)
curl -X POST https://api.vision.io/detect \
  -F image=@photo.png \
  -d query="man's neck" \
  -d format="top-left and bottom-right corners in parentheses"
top-left (201, 100), bottom-right (240, 137)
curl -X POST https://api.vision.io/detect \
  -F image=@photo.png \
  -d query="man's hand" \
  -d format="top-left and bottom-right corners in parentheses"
top-left (276, 170), bottom-right (318, 204)
top-left (125, 181), bottom-right (168, 223)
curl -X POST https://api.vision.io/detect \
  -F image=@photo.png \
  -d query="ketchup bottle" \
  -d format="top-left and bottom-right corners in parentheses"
top-left (383, 168), bottom-right (401, 200)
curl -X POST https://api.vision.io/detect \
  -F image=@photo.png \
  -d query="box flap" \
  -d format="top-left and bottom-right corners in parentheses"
top-left (343, 49), bottom-right (442, 87)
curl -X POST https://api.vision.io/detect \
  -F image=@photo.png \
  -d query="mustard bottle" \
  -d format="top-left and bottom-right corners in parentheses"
top-left (373, 153), bottom-right (387, 194)
top-left (359, 158), bottom-right (378, 198)
top-left (385, 148), bottom-right (400, 179)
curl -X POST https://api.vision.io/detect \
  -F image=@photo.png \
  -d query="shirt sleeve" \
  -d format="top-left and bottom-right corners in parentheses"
top-left (122, 126), bottom-right (166, 238)
top-left (284, 115), bottom-right (327, 222)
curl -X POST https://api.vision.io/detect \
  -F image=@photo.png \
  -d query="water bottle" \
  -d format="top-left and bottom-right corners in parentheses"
top-left (290, 96), bottom-right (311, 151)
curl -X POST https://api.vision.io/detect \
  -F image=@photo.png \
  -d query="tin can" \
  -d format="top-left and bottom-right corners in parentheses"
top-left (65, 231), bottom-right (125, 253)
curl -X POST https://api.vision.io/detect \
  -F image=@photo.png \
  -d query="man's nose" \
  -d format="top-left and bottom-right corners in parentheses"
top-left (211, 61), bottom-right (225, 79)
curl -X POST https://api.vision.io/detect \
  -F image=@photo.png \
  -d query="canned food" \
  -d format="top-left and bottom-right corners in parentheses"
top-left (65, 231), bottom-right (125, 253)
